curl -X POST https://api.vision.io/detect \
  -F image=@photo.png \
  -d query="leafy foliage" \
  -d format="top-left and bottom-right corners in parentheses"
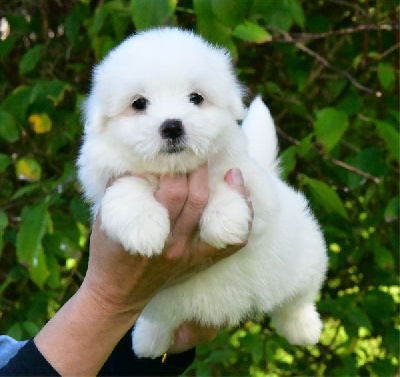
top-left (0, 1), bottom-right (398, 375)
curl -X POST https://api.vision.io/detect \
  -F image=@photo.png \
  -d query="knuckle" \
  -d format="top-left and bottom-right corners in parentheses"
top-left (164, 182), bottom-right (188, 204)
top-left (187, 190), bottom-right (209, 210)
top-left (163, 243), bottom-right (186, 262)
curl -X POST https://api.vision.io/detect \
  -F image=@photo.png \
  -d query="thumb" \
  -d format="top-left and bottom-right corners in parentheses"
top-left (224, 168), bottom-right (248, 199)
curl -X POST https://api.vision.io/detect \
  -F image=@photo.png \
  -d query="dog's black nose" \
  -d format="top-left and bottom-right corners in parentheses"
top-left (160, 119), bottom-right (184, 140)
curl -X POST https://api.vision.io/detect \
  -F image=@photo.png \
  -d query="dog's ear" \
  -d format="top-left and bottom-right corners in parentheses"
top-left (82, 95), bottom-right (107, 134)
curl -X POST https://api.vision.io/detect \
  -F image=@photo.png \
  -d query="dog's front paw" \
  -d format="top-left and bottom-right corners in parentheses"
top-left (200, 183), bottom-right (251, 249)
top-left (132, 317), bottom-right (175, 358)
top-left (100, 178), bottom-right (170, 256)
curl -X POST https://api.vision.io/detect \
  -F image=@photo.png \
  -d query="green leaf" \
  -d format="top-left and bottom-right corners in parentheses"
top-left (377, 62), bottom-right (395, 90)
top-left (0, 110), bottom-right (19, 142)
top-left (384, 327), bottom-right (400, 356)
top-left (109, 2), bottom-right (131, 40)
top-left (337, 92), bottom-right (363, 116)
top-left (289, 0), bottom-right (305, 28)
top-left (211, 0), bottom-right (252, 27)
top-left (69, 196), bottom-right (91, 225)
top-left (297, 134), bottom-right (314, 157)
top-left (16, 200), bottom-right (49, 287)
top-left (15, 157), bottom-right (42, 182)
top-left (374, 120), bottom-right (400, 161)
top-left (206, 348), bottom-right (237, 363)
top-left (371, 359), bottom-right (397, 377)
top-left (346, 308), bottom-right (373, 331)
top-left (347, 148), bottom-right (386, 188)
top-left (0, 35), bottom-right (17, 61)
top-left (280, 146), bottom-right (297, 179)
top-left (29, 246), bottom-right (50, 288)
top-left (332, 356), bottom-right (358, 376)
top-left (92, 35), bottom-right (117, 61)
top-left (64, 2), bottom-right (88, 44)
top-left (89, 5), bottom-right (109, 36)
top-left (361, 289), bottom-right (395, 319)
top-left (303, 176), bottom-right (348, 218)
top-left (373, 246), bottom-right (395, 270)
top-left (19, 45), bottom-right (44, 75)
top-left (11, 182), bottom-right (41, 200)
top-left (45, 253), bottom-right (62, 288)
top-left (0, 153), bottom-right (11, 172)
top-left (131, 0), bottom-right (176, 30)
top-left (314, 108), bottom-right (349, 152)
top-left (264, 81), bottom-right (283, 96)
top-left (7, 323), bottom-right (23, 340)
top-left (233, 22), bottom-right (271, 43)
top-left (45, 80), bottom-right (72, 105)
top-left (1, 86), bottom-right (33, 121)
top-left (194, 0), bottom-right (237, 57)
top-left (21, 321), bottom-right (41, 337)
top-left (252, 0), bottom-right (293, 31)
top-left (241, 333), bottom-right (264, 364)
top-left (384, 196), bottom-right (399, 222)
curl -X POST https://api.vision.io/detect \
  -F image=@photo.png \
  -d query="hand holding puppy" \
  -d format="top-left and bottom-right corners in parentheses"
top-left (34, 166), bottom-right (252, 376)
top-left (84, 165), bottom-right (253, 351)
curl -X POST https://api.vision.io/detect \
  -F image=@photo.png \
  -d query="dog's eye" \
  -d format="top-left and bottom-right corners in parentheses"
top-left (132, 97), bottom-right (148, 111)
top-left (189, 93), bottom-right (204, 105)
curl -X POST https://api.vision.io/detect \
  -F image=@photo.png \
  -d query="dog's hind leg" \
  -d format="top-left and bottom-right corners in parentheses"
top-left (270, 295), bottom-right (323, 346)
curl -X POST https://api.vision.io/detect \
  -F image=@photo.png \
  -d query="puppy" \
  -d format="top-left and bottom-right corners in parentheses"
top-left (77, 27), bottom-right (327, 358)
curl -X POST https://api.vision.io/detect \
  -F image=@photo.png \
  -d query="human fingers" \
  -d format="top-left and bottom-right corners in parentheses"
top-left (225, 168), bottom-right (254, 235)
top-left (167, 322), bottom-right (219, 354)
top-left (224, 168), bottom-right (254, 217)
top-left (172, 164), bottom-right (209, 237)
top-left (154, 174), bottom-right (189, 225)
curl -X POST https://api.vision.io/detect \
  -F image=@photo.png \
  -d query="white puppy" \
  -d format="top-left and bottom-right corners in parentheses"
top-left (77, 27), bottom-right (327, 358)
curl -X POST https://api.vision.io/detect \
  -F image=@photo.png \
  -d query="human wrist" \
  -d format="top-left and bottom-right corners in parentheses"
top-left (80, 272), bottom-right (146, 320)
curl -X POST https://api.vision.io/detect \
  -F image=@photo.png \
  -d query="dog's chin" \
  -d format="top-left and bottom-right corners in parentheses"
top-left (140, 147), bottom-right (207, 175)
top-left (161, 144), bottom-right (186, 155)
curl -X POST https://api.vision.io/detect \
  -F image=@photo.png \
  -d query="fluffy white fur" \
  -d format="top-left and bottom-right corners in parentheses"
top-left (77, 27), bottom-right (328, 358)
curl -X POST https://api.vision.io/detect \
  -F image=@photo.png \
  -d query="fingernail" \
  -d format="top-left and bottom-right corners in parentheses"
top-left (231, 168), bottom-right (244, 186)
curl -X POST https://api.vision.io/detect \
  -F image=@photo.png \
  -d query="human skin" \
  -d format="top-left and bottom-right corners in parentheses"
top-left (34, 166), bottom-right (252, 376)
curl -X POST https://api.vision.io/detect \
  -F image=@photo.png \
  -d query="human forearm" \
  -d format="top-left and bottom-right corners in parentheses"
top-left (34, 282), bottom-right (139, 376)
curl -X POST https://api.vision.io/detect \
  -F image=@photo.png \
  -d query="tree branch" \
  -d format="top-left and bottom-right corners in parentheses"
top-left (378, 42), bottom-right (400, 60)
top-left (275, 126), bottom-right (381, 184)
top-left (266, 26), bottom-right (384, 97)
top-left (294, 41), bottom-right (380, 96)
top-left (267, 24), bottom-right (398, 43)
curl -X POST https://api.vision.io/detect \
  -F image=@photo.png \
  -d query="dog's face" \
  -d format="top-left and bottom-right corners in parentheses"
top-left (84, 28), bottom-right (245, 174)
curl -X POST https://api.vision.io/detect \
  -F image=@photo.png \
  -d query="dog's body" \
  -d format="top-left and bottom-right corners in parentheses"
top-left (78, 28), bottom-right (327, 358)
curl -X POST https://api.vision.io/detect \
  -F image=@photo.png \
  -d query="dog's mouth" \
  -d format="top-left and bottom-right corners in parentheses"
top-left (161, 140), bottom-right (187, 154)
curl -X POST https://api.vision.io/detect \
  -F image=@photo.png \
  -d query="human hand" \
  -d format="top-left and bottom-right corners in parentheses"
top-left (33, 166), bottom-right (252, 376)
top-left (83, 165), bottom-right (253, 322)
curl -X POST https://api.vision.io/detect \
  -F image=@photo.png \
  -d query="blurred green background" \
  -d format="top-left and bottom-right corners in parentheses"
top-left (0, 0), bottom-right (399, 376)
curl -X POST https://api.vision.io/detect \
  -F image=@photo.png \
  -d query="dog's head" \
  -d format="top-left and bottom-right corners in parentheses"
top-left (83, 28), bottom-right (246, 174)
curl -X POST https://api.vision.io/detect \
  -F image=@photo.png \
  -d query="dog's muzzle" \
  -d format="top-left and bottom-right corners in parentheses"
top-left (160, 119), bottom-right (186, 153)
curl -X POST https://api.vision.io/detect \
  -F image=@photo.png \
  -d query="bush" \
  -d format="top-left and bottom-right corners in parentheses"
top-left (0, 1), bottom-right (398, 375)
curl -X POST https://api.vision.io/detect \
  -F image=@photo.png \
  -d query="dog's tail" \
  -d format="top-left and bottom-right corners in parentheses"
top-left (241, 96), bottom-right (280, 174)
